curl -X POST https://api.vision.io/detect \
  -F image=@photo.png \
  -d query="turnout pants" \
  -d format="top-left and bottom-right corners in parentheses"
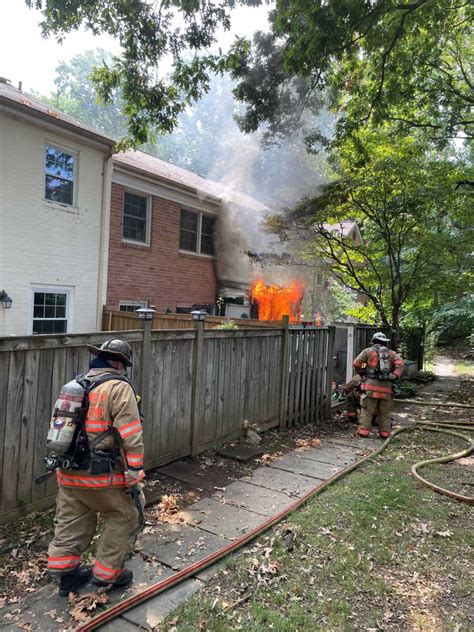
top-left (48, 485), bottom-right (139, 582)
top-left (359, 394), bottom-right (392, 433)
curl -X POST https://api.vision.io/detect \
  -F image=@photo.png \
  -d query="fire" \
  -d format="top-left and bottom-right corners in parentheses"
top-left (250, 279), bottom-right (305, 323)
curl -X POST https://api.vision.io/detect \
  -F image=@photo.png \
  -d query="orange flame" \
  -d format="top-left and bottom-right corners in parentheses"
top-left (250, 279), bottom-right (306, 323)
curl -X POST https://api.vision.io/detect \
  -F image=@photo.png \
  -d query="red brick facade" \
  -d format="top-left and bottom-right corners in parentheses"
top-left (107, 183), bottom-right (217, 312)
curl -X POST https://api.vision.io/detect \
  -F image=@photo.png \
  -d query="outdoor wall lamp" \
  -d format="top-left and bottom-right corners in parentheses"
top-left (191, 309), bottom-right (208, 321)
top-left (0, 290), bottom-right (13, 309)
top-left (136, 306), bottom-right (156, 321)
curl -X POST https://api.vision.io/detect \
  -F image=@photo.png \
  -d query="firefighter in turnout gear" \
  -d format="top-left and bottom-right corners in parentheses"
top-left (47, 339), bottom-right (145, 596)
top-left (353, 332), bottom-right (404, 439)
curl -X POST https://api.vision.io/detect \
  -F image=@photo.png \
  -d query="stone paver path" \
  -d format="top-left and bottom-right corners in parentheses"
top-left (4, 366), bottom-right (459, 631)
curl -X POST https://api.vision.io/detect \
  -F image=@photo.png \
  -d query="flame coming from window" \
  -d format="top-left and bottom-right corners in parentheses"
top-left (250, 279), bottom-right (305, 323)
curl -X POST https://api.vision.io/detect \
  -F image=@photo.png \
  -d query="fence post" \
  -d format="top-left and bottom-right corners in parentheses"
top-left (279, 315), bottom-right (290, 430)
top-left (190, 318), bottom-right (204, 455)
top-left (345, 325), bottom-right (355, 383)
top-left (325, 325), bottom-right (336, 419)
top-left (139, 317), bottom-right (153, 423)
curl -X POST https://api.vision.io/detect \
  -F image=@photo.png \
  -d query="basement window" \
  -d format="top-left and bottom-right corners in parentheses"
top-left (119, 301), bottom-right (147, 313)
top-left (123, 191), bottom-right (150, 244)
top-left (179, 209), bottom-right (215, 256)
top-left (44, 144), bottom-right (76, 206)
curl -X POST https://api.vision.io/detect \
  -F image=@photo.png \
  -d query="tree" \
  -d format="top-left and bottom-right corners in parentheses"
top-left (27, 0), bottom-right (235, 148)
top-left (231, 1), bottom-right (473, 149)
top-left (266, 129), bottom-right (472, 333)
top-left (39, 49), bottom-right (127, 138)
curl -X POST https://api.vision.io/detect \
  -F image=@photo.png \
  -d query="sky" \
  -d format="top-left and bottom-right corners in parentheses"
top-left (0, 0), bottom-right (270, 96)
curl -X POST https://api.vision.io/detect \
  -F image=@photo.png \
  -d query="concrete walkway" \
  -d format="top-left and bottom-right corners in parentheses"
top-left (2, 360), bottom-right (459, 631)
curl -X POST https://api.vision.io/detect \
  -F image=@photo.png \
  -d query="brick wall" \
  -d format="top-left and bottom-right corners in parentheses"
top-left (107, 183), bottom-right (217, 312)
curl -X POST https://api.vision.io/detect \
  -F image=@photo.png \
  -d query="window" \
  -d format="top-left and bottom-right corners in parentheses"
top-left (123, 191), bottom-right (149, 243)
top-left (32, 289), bottom-right (70, 334)
top-left (119, 301), bottom-right (147, 313)
top-left (45, 145), bottom-right (75, 205)
top-left (201, 215), bottom-right (215, 256)
top-left (179, 209), bottom-right (215, 256)
top-left (315, 272), bottom-right (324, 287)
top-left (179, 209), bottom-right (198, 252)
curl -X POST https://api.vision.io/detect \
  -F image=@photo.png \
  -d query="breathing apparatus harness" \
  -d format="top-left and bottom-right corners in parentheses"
top-left (365, 344), bottom-right (392, 381)
top-left (35, 373), bottom-right (138, 484)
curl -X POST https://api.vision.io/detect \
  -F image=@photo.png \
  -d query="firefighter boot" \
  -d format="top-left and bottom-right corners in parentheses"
top-left (59, 565), bottom-right (92, 597)
top-left (93, 568), bottom-right (133, 589)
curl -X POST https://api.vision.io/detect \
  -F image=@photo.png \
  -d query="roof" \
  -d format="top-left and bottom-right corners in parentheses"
top-left (323, 221), bottom-right (359, 237)
top-left (0, 79), bottom-right (115, 147)
top-left (114, 150), bottom-right (270, 213)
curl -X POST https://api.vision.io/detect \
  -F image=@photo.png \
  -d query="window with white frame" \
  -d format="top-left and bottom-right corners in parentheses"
top-left (179, 209), bottom-right (215, 256)
top-left (32, 288), bottom-right (71, 334)
top-left (315, 272), bottom-right (324, 287)
top-left (119, 301), bottom-right (147, 313)
top-left (123, 191), bottom-right (150, 243)
top-left (44, 144), bottom-right (76, 206)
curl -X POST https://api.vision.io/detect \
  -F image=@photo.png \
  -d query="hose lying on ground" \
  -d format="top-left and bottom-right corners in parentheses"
top-left (394, 399), bottom-right (474, 409)
top-left (78, 419), bottom-right (474, 631)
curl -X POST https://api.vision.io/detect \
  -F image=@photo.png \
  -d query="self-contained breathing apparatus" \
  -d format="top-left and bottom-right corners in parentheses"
top-left (35, 373), bottom-right (138, 484)
top-left (366, 345), bottom-right (392, 381)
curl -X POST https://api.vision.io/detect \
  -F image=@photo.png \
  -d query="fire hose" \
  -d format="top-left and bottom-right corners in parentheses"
top-left (77, 416), bottom-right (473, 632)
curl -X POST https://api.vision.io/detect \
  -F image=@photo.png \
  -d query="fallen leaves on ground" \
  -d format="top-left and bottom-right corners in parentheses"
top-left (67, 590), bottom-right (108, 623)
top-left (258, 452), bottom-right (283, 465)
top-left (295, 437), bottom-right (322, 449)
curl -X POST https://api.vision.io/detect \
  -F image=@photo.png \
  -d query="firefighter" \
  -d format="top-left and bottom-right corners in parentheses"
top-left (47, 339), bottom-right (145, 596)
top-left (341, 373), bottom-right (362, 423)
top-left (353, 332), bottom-right (404, 438)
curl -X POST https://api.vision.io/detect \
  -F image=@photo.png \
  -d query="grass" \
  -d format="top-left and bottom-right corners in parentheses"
top-left (453, 361), bottom-right (474, 378)
top-left (160, 430), bottom-right (473, 631)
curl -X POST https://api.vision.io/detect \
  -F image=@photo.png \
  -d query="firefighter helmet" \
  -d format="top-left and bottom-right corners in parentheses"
top-left (371, 332), bottom-right (390, 344)
top-left (88, 338), bottom-right (133, 366)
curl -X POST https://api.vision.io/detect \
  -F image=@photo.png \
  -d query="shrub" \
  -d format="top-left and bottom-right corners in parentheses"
top-left (214, 320), bottom-right (239, 330)
top-left (393, 379), bottom-right (418, 398)
top-left (413, 370), bottom-right (437, 383)
top-left (430, 294), bottom-right (474, 345)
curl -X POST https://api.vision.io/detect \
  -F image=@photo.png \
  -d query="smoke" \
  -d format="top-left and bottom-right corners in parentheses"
top-left (206, 117), bottom-right (326, 291)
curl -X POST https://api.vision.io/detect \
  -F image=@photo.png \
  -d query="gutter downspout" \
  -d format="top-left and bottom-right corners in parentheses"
top-left (96, 152), bottom-right (114, 330)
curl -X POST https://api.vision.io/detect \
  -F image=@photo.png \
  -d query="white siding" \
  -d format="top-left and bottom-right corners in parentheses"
top-left (0, 115), bottom-right (106, 336)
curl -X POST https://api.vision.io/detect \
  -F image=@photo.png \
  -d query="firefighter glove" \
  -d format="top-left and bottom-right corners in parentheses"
top-left (388, 373), bottom-right (397, 380)
top-left (125, 469), bottom-right (145, 487)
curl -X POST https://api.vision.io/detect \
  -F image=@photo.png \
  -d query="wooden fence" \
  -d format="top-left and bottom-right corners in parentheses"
top-left (0, 322), bottom-right (334, 524)
top-left (102, 308), bottom-right (281, 332)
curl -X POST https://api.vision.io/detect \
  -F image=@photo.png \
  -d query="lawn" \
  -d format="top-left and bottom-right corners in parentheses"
top-left (161, 430), bottom-right (473, 631)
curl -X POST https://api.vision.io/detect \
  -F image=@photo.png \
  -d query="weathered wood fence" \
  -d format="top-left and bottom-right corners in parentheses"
top-left (102, 308), bottom-right (281, 331)
top-left (0, 322), bottom-right (334, 524)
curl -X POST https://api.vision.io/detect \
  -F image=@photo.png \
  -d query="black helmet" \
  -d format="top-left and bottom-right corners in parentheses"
top-left (371, 332), bottom-right (390, 344)
top-left (88, 338), bottom-right (133, 366)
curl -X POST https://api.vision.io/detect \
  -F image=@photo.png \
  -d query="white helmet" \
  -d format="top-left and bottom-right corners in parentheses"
top-left (371, 332), bottom-right (390, 344)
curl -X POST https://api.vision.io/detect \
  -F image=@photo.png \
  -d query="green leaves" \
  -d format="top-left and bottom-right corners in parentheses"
top-left (266, 128), bottom-right (472, 330)
top-left (232, 0), bottom-right (473, 150)
top-left (27, 0), bottom-right (234, 146)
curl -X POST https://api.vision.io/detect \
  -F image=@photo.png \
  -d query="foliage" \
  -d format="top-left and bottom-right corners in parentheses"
top-left (429, 294), bottom-right (474, 345)
top-left (214, 320), bottom-right (239, 330)
top-left (265, 129), bottom-right (472, 331)
top-left (413, 370), bottom-right (436, 384)
top-left (321, 280), bottom-right (359, 323)
top-left (231, 0), bottom-right (474, 150)
top-left (392, 378), bottom-right (418, 398)
top-left (26, 0), bottom-right (234, 149)
top-left (34, 49), bottom-right (127, 138)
